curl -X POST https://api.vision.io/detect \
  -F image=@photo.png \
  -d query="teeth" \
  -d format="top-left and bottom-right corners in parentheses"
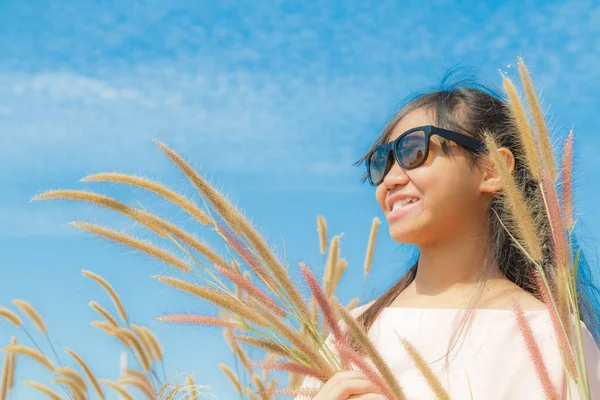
top-left (392, 198), bottom-right (418, 211)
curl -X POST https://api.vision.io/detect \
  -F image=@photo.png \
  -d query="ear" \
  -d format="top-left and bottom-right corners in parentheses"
top-left (479, 147), bottom-right (516, 193)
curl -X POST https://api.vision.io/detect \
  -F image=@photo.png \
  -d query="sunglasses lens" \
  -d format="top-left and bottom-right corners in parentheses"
top-left (368, 146), bottom-right (391, 185)
top-left (397, 130), bottom-right (427, 168)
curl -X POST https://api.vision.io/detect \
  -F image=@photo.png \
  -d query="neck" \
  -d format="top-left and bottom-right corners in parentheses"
top-left (412, 230), bottom-right (505, 297)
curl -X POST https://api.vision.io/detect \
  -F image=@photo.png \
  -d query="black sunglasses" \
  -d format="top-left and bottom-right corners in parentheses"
top-left (366, 125), bottom-right (486, 186)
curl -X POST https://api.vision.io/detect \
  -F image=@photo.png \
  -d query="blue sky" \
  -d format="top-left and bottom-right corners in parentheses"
top-left (1, 0), bottom-right (600, 399)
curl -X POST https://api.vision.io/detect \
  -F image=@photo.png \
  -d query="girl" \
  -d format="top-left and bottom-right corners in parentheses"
top-left (296, 78), bottom-right (600, 399)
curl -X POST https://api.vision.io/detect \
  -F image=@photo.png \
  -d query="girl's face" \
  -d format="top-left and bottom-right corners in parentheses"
top-left (375, 107), bottom-right (488, 245)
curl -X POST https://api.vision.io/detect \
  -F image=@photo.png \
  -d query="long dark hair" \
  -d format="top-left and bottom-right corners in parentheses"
top-left (351, 71), bottom-right (600, 360)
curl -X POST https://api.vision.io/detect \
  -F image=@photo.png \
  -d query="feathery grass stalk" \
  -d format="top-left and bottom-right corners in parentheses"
top-left (218, 363), bottom-right (242, 397)
top-left (130, 324), bottom-right (156, 365)
top-left (336, 303), bottom-right (406, 400)
top-left (140, 326), bottom-right (163, 364)
top-left (109, 328), bottom-right (152, 372)
top-left (101, 379), bottom-right (135, 400)
top-left (2, 344), bottom-right (54, 371)
top-left (254, 360), bottom-right (327, 382)
top-left (35, 190), bottom-right (228, 268)
top-left (317, 215), bottom-right (327, 255)
top-left (12, 299), bottom-right (63, 368)
top-left (11, 300), bottom-right (46, 333)
top-left (216, 222), bottom-right (271, 282)
top-left (23, 381), bottom-right (62, 400)
top-left (346, 297), bottom-right (360, 311)
top-left (213, 262), bottom-right (286, 318)
top-left (561, 131), bottom-right (574, 229)
top-left (233, 336), bottom-right (291, 358)
top-left (300, 262), bottom-right (346, 344)
top-left (52, 377), bottom-right (85, 400)
top-left (89, 301), bottom-right (120, 327)
top-left (336, 345), bottom-right (396, 400)
top-left (502, 76), bottom-right (542, 180)
top-left (73, 222), bottom-right (193, 272)
top-left (251, 374), bottom-right (269, 400)
top-left (534, 271), bottom-right (576, 375)
top-left (155, 140), bottom-right (313, 325)
top-left (0, 353), bottom-right (8, 400)
top-left (91, 320), bottom-right (116, 334)
top-left (223, 328), bottom-right (252, 371)
top-left (81, 172), bottom-right (211, 225)
top-left (118, 376), bottom-right (155, 400)
top-left (186, 374), bottom-right (198, 400)
top-left (64, 348), bottom-right (105, 399)
top-left (0, 308), bottom-right (21, 327)
top-left (154, 276), bottom-right (269, 328)
top-left (331, 258), bottom-right (349, 293)
top-left (157, 314), bottom-right (244, 330)
top-left (513, 302), bottom-right (559, 399)
top-left (323, 236), bottom-right (340, 298)
top-left (54, 366), bottom-right (87, 393)
top-left (82, 270), bottom-right (128, 323)
top-left (364, 217), bottom-right (380, 281)
top-left (398, 336), bottom-right (450, 400)
top-left (483, 133), bottom-right (542, 260)
top-left (518, 58), bottom-right (557, 181)
top-left (6, 338), bottom-right (15, 392)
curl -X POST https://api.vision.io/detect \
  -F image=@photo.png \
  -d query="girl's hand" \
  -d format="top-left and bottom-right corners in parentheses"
top-left (312, 371), bottom-right (385, 400)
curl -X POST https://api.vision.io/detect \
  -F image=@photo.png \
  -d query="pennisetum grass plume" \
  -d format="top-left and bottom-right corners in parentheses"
top-left (2, 344), bottom-right (54, 371)
top-left (233, 335), bottom-right (290, 358)
top-left (109, 328), bottom-right (152, 372)
top-left (346, 297), bottom-right (359, 311)
top-left (0, 352), bottom-right (8, 400)
top-left (23, 380), bottom-right (62, 400)
top-left (252, 360), bottom-right (327, 382)
top-left (130, 324), bottom-right (156, 364)
top-left (186, 374), bottom-right (198, 400)
top-left (154, 140), bottom-right (313, 325)
top-left (157, 314), bottom-right (244, 329)
top-left (153, 275), bottom-right (268, 328)
top-left (6, 338), bottom-right (15, 393)
top-left (397, 335), bottom-right (450, 400)
top-left (323, 236), bottom-right (340, 298)
top-left (502, 76), bottom-right (542, 181)
top-left (317, 215), bottom-right (327, 255)
top-left (82, 270), bottom-right (128, 323)
top-left (223, 328), bottom-right (252, 371)
top-left (336, 302), bottom-right (406, 400)
top-left (117, 376), bottom-right (155, 400)
top-left (139, 326), bottom-right (163, 364)
top-left (561, 130), bottom-right (574, 229)
top-left (218, 363), bottom-right (243, 397)
top-left (54, 366), bottom-right (87, 392)
top-left (364, 217), bottom-right (380, 281)
top-left (336, 344), bottom-right (396, 400)
top-left (64, 347), bottom-right (105, 399)
top-left (534, 270), bottom-right (576, 375)
top-left (34, 190), bottom-right (228, 267)
top-left (80, 172), bottom-right (212, 226)
top-left (100, 379), bottom-right (135, 400)
top-left (212, 262), bottom-right (286, 318)
top-left (72, 221), bottom-right (193, 272)
top-left (0, 307), bottom-right (21, 327)
top-left (89, 301), bottom-right (120, 328)
top-left (482, 132), bottom-right (542, 261)
top-left (513, 302), bottom-right (560, 399)
top-left (518, 57), bottom-right (558, 181)
top-left (11, 299), bottom-right (63, 368)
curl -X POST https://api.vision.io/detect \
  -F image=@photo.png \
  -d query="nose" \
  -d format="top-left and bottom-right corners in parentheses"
top-left (381, 158), bottom-right (409, 188)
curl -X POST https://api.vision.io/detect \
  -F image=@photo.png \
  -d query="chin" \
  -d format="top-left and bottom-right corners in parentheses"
top-left (388, 225), bottom-right (423, 245)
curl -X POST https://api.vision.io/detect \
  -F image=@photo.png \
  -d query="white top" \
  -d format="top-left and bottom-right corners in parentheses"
top-left (296, 303), bottom-right (600, 400)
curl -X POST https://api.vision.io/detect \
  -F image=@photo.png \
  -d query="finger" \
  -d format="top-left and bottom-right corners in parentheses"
top-left (326, 378), bottom-right (383, 399)
top-left (348, 394), bottom-right (387, 400)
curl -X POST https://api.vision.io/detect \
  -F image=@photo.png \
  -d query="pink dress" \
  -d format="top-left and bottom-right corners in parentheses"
top-left (296, 303), bottom-right (600, 399)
